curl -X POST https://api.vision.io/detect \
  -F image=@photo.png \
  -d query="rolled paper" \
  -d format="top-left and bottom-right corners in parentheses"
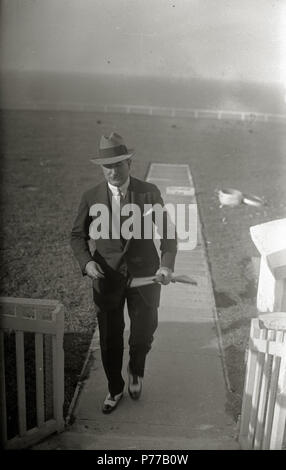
top-left (129, 274), bottom-right (197, 288)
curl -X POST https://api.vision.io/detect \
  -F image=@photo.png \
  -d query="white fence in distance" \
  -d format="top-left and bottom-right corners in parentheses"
top-left (4, 101), bottom-right (286, 124)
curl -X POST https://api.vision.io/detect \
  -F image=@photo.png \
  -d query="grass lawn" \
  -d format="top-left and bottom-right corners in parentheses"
top-left (1, 109), bottom-right (286, 424)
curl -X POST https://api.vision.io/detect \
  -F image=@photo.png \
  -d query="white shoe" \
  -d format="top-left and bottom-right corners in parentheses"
top-left (102, 391), bottom-right (123, 414)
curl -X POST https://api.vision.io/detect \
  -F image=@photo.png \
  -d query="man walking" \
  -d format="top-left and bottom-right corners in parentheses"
top-left (70, 132), bottom-right (177, 413)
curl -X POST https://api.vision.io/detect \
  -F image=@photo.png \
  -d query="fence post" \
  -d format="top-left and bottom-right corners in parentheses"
top-left (0, 331), bottom-right (7, 445)
top-left (53, 305), bottom-right (65, 432)
top-left (35, 333), bottom-right (45, 427)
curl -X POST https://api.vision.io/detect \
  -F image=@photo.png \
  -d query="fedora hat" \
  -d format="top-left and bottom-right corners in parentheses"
top-left (91, 132), bottom-right (134, 165)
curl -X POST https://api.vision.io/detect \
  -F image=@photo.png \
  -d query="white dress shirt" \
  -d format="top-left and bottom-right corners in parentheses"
top-left (108, 177), bottom-right (130, 240)
top-left (108, 176), bottom-right (130, 200)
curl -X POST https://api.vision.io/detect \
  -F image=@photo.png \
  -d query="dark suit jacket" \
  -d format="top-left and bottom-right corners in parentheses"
top-left (70, 176), bottom-right (177, 308)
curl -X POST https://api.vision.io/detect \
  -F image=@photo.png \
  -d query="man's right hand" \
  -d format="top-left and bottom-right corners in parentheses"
top-left (85, 261), bottom-right (105, 279)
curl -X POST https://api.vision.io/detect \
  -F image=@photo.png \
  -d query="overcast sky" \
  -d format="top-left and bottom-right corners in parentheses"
top-left (1, 0), bottom-right (285, 84)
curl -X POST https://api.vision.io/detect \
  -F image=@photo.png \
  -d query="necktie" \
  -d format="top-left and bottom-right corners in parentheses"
top-left (112, 187), bottom-right (123, 239)
top-left (114, 187), bottom-right (123, 204)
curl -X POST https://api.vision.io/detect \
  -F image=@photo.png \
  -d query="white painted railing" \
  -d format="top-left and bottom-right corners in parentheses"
top-left (239, 219), bottom-right (286, 449)
top-left (0, 297), bottom-right (64, 449)
top-left (239, 313), bottom-right (286, 449)
top-left (250, 219), bottom-right (286, 313)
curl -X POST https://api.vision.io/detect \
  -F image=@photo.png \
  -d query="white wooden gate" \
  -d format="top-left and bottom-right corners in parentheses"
top-left (239, 313), bottom-right (286, 449)
top-left (0, 297), bottom-right (64, 449)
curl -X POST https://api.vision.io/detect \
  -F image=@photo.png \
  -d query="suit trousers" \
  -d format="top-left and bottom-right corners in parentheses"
top-left (95, 282), bottom-right (159, 397)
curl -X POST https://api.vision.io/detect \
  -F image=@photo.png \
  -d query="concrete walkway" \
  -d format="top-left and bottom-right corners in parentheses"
top-left (34, 164), bottom-right (239, 450)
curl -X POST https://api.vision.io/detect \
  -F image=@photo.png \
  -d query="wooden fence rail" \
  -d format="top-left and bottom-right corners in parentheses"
top-left (0, 297), bottom-right (64, 449)
top-left (239, 313), bottom-right (286, 450)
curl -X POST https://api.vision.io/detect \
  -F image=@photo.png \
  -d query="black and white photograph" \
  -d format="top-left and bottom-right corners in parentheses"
top-left (1, 0), bottom-right (286, 454)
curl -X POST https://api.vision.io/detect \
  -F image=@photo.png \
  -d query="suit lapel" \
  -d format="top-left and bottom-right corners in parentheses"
top-left (128, 176), bottom-right (136, 205)
top-left (89, 181), bottom-right (113, 237)
top-left (91, 180), bottom-right (111, 207)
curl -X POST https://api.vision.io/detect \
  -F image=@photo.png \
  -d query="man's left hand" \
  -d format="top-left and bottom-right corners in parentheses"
top-left (155, 267), bottom-right (172, 285)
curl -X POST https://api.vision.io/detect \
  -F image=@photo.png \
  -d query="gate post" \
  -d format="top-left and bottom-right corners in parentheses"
top-left (250, 218), bottom-right (286, 312)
